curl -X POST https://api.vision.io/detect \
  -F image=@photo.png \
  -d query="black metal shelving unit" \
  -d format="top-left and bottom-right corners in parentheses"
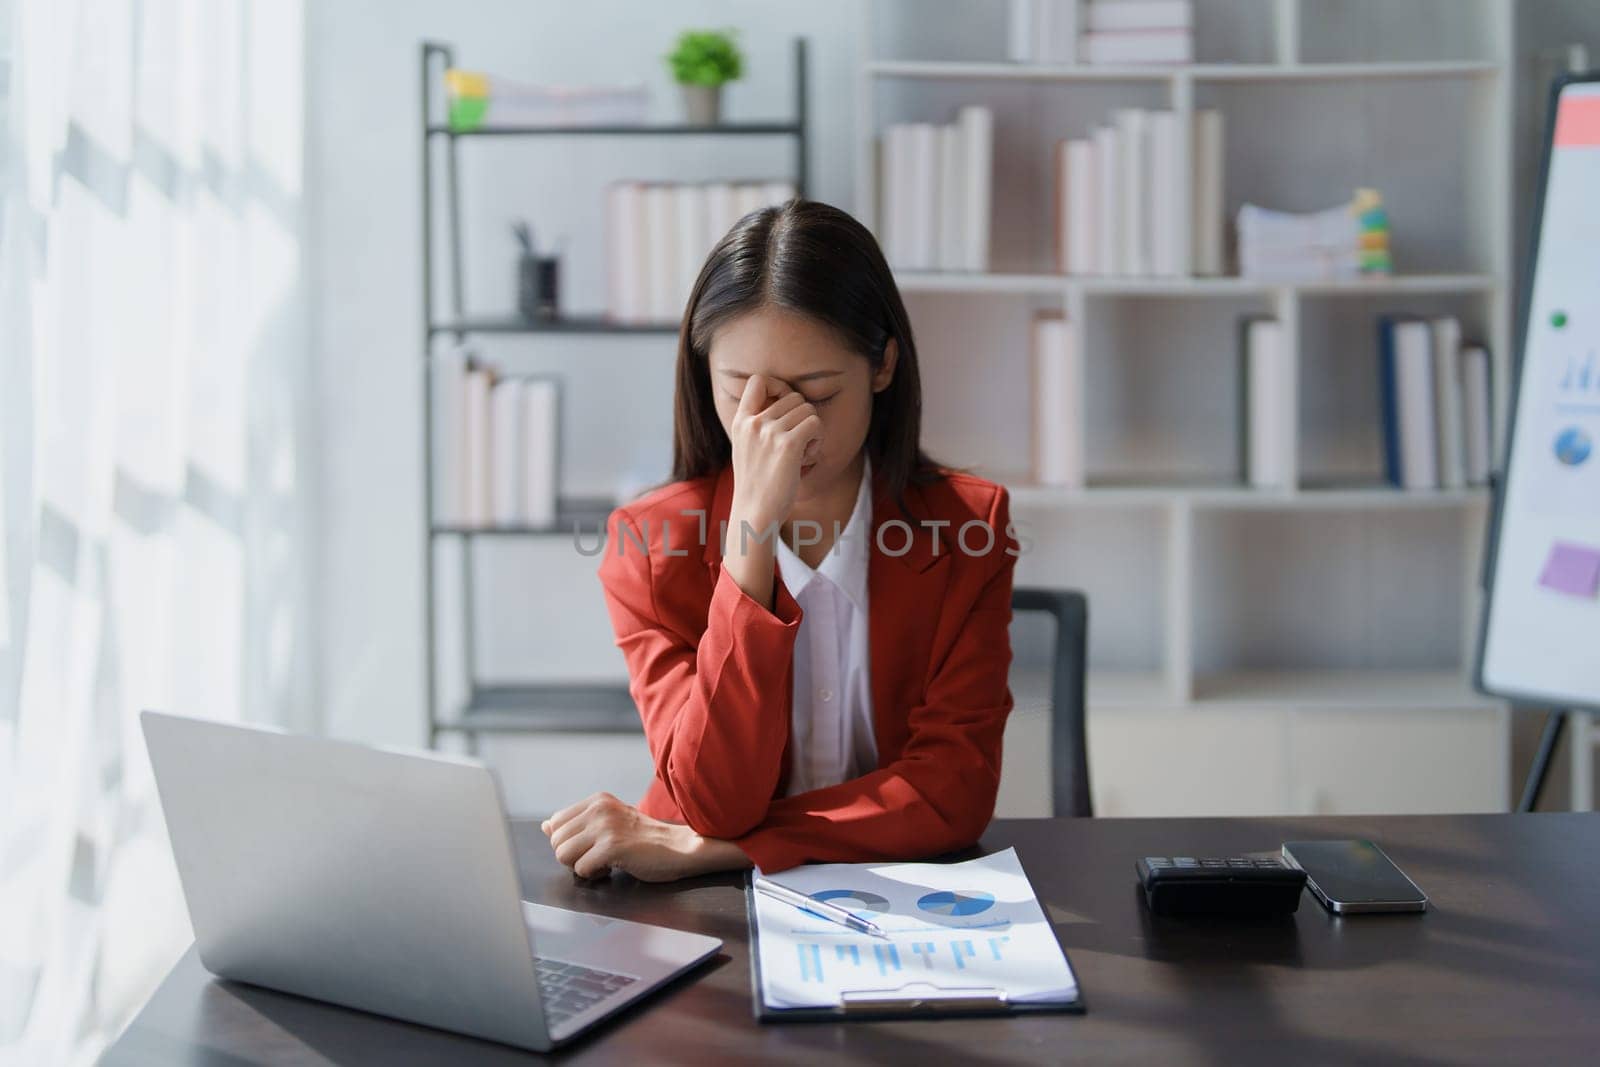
top-left (420, 39), bottom-right (810, 750)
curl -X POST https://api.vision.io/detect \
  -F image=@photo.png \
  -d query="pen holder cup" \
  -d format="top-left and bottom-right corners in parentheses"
top-left (518, 254), bottom-right (560, 321)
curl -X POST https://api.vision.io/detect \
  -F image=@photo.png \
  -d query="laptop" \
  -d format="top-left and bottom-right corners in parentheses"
top-left (140, 711), bottom-right (721, 1052)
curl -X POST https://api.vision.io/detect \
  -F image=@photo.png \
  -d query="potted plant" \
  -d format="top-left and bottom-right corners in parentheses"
top-left (666, 29), bottom-right (743, 125)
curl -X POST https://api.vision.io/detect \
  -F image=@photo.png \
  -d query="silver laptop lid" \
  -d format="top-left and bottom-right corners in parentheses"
top-left (140, 711), bottom-right (553, 1052)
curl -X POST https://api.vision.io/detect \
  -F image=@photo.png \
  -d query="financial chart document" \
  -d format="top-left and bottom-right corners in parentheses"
top-left (751, 847), bottom-right (1079, 1010)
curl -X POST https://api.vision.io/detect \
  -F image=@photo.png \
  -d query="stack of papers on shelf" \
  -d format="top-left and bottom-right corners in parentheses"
top-left (1082, 0), bottom-right (1194, 65)
top-left (606, 180), bottom-right (796, 325)
top-left (444, 69), bottom-right (648, 130)
top-left (1055, 107), bottom-right (1223, 276)
top-left (880, 108), bottom-right (993, 272)
top-left (1237, 192), bottom-right (1393, 282)
top-left (1377, 316), bottom-right (1494, 491)
top-left (435, 348), bottom-right (560, 527)
top-left (750, 848), bottom-right (1080, 1014)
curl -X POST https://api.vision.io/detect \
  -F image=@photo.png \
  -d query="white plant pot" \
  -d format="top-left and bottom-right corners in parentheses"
top-left (681, 84), bottom-right (722, 125)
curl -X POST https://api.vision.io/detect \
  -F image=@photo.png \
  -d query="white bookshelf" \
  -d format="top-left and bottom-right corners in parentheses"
top-left (864, 58), bottom-right (1501, 83)
top-left (859, 0), bottom-right (1523, 817)
top-left (892, 271), bottom-right (1496, 296)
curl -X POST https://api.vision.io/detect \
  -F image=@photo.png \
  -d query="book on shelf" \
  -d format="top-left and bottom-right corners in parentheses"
top-left (880, 108), bottom-right (993, 272)
top-left (1085, 0), bottom-right (1193, 33)
top-left (1008, 1), bottom-right (1194, 63)
top-left (908, 123), bottom-right (939, 270)
top-left (606, 183), bottom-right (646, 323)
top-left (1429, 316), bottom-right (1467, 490)
top-left (1377, 315), bottom-right (1492, 491)
top-left (490, 378), bottom-right (525, 526)
top-left (883, 124), bottom-right (911, 267)
top-left (605, 179), bottom-right (796, 325)
top-left (433, 346), bottom-right (470, 523)
top-left (1031, 312), bottom-right (1084, 488)
top-left (1192, 109), bottom-right (1225, 275)
top-left (675, 188), bottom-right (708, 327)
top-left (960, 107), bottom-right (994, 273)
top-left (1115, 108), bottom-right (1150, 277)
top-left (436, 349), bottom-right (561, 527)
top-left (1056, 108), bottom-right (1223, 277)
top-left (1056, 138), bottom-right (1097, 274)
top-left (1461, 344), bottom-right (1493, 486)
top-left (1008, 0), bottom-right (1081, 63)
top-left (1081, 28), bottom-right (1193, 65)
top-left (1091, 123), bottom-right (1122, 275)
top-left (643, 184), bottom-right (677, 325)
top-left (1008, 0), bottom-right (1037, 62)
top-left (1238, 316), bottom-right (1290, 490)
top-left (463, 360), bottom-right (494, 523)
top-left (938, 125), bottom-right (964, 270)
top-left (1147, 110), bottom-right (1183, 277)
top-left (521, 379), bottom-right (560, 527)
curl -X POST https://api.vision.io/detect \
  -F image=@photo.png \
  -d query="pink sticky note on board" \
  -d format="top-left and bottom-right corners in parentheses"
top-left (1538, 542), bottom-right (1600, 598)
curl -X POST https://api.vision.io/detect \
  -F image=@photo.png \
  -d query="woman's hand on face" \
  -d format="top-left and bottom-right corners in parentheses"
top-left (727, 374), bottom-right (822, 534)
top-left (540, 793), bottom-right (743, 882)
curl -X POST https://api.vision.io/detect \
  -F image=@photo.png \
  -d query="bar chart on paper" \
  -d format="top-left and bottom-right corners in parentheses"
top-left (750, 848), bottom-right (1078, 1011)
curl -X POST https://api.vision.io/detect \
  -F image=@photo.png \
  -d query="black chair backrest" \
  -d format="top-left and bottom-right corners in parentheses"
top-left (1011, 588), bottom-right (1092, 818)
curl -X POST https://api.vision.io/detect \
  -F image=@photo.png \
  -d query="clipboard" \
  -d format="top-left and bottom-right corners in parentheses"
top-left (743, 871), bottom-right (1086, 1022)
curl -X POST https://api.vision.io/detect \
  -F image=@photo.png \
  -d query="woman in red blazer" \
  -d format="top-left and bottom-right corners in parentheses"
top-left (541, 199), bottom-right (1020, 878)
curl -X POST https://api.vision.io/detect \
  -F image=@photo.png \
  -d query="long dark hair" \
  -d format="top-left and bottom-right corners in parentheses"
top-left (671, 198), bottom-right (942, 513)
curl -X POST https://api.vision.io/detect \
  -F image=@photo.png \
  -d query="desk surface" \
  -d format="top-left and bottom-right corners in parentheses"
top-left (104, 813), bottom-right (1600, 1065)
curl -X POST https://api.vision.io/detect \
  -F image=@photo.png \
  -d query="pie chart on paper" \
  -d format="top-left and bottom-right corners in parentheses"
top-left (916, 889), bottom-right (996, 916)
top-left (808, 889), bottom-right (890, 916)
top-left (1554, 427), bottom-right (1592, 467)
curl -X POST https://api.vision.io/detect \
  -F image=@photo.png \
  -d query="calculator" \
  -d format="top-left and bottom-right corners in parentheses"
top-left (1136, 855), bottom-right (1308, 916)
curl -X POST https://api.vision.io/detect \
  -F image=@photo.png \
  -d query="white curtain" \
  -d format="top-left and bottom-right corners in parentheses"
top-left (0, 1), bottom-right (312, 1062)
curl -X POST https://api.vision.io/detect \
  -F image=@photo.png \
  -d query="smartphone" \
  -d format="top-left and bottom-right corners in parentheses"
top-left (1281, 839), bottom-right (1428, 914)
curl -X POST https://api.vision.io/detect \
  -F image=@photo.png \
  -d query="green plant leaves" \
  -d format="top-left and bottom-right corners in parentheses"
top-left (667, 29), bottom-right (744, 87)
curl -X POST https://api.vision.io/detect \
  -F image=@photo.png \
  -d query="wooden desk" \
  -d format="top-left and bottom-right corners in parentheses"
top-left (103, 814), bottom-right (1600, 1065)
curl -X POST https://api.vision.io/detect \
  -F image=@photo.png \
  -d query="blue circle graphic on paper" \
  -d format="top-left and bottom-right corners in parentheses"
top-left (1554, 427), bottom-right (1592, 467)
top-left (916, 889), bottom-right (996, 916)
top-left (807, 890), bottom-right (889, 918)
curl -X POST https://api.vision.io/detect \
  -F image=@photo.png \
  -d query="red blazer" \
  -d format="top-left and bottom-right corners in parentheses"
top-left (597, 462), bottom-right (1018, 872)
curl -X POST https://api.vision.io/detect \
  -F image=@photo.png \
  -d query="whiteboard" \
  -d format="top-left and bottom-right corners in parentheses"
top-left (1477, 76), bottom-right (1600, 713)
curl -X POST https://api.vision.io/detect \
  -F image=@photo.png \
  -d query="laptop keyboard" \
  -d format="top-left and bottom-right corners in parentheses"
top-left (533, 956), bottom-right (638, 1025)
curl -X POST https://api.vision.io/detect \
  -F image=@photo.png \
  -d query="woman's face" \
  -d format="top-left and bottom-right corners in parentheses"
top-left (707, 306), bottom-right (897, 504)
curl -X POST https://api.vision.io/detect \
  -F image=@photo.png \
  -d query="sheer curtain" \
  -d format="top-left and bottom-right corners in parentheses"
top-left (0, 1), bottom-right (313, 1062)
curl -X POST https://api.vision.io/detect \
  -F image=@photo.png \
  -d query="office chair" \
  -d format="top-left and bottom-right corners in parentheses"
top-left (1011, 588), bottom-right (1092, 818)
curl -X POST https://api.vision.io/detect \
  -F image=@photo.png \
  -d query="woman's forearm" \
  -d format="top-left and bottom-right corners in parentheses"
top-left (721, 502), bottom-right (777, 609)
top-left (682, 830), bottom-right (755, 877)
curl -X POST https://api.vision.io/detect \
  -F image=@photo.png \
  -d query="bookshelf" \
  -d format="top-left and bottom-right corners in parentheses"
top-left (859, 0), bottom-right (1519, 815)
top-left (419, 39), bottom-right (811, 749)
top-left (864, 58), bottom-right (1502, 82)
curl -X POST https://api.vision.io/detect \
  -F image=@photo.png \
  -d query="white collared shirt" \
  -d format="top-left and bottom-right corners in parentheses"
top-left (773, 457), bottom-right (877, 796)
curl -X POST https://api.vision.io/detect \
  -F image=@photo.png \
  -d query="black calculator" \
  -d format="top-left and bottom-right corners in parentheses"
top-left (1136, 855), bottom-right (1308, 916)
